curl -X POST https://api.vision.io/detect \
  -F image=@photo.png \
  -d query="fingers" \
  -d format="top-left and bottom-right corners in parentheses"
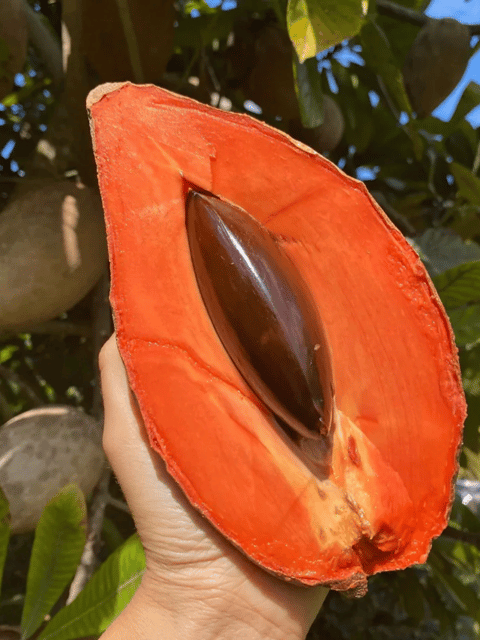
top-left (99, 334), bottom-right (130, 413)
top-left (99, 334), bottom-right (141, 457)
top-left (99, 334), bottom-right (174, 505)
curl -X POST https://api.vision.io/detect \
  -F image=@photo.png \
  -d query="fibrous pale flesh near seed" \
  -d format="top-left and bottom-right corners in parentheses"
top-left (87, 82), bottom-right (465, 595)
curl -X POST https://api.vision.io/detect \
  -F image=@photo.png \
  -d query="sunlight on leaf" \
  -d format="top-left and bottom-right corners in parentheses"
top-left (433, 261), bottom-right (480, 347)
top-left (451, 162), bottom-right (480, 207)
top-left (37, 535), bottom-right (145, 640)
top-left (293, 55), bottom-right (324, 127)
top-left (20, 485), bottom-right (86, 640)
top-left (287, 0), bottom-right (367, 62)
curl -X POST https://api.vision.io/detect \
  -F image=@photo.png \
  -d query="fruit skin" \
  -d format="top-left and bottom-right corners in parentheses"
top-left (403, 18), bottom-right (471, 118)
top-left (0, 406), bottom-right (104, 533)
top-left (245, 24), bottom-right (300, 121)
top-left (87, 83), bottom-right (465, 592)
top-left (308, 96), bottom-right (345, 153)
top-left (0, 181), bottom-right (107, 331)
top-left (291, 96), bottom-right (345, 154)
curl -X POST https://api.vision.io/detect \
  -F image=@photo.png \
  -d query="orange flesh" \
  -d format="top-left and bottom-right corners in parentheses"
top-left (88, 83), bottom-right (465, 591)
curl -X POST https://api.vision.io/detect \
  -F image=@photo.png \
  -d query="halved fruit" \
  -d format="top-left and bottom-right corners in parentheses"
top-left (87, 82), bottom-right (465, 593)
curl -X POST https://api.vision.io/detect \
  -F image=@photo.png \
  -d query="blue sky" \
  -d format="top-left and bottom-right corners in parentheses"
top-left (426, 0), bottom-right (480, 126)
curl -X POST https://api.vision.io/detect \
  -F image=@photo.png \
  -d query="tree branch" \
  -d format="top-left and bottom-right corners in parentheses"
top-left (376, 0), bottom-right (480, 36)
top-left (108, 496), bottom-right (130, 514)
top-left (66, 465), bottom-right (111, 604)
top-left (0, 365), bottom-right (43, 407)
top-left (376, 0), bottom-right (428, 28)
top-left (67, 270), bottom-right (112, 603)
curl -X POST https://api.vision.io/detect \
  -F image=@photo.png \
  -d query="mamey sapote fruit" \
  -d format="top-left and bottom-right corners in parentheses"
top-left (308, 96), bottom-right (344, 153)
top-left (87, 83), bottom-right (465, 594)
top-left (403, 18), bottom-right (471, 118)
top-left (291, 96), bottom-right (345, 154)
top-left (0, 406), bottom-right (104, 533)
top-left (0, 181), bottom-right (107, 331)
top-left (246, 23), bottom-right (299, 121)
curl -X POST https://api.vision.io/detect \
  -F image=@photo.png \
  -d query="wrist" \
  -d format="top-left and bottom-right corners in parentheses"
top-left (137, 572), bottom-right (306, 640)
top-left (101, 568), bottom-right (326, 640)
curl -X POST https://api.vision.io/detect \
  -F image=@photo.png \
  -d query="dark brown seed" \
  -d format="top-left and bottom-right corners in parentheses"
top-left (186, 191), bottom-right (334, 439)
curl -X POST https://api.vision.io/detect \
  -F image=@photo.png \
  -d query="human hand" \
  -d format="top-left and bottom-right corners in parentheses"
top-left (99, 334), bottom-right (327, 640)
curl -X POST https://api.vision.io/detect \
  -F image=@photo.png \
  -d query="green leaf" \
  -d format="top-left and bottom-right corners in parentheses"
top-left (0, 487), bottom-right (10, 600)
top-left (102, 517), bottom-right (126, 553)
top-left (464, 448), bottom-right (480, 482)
top-left (359, 21), bottom-right (425, 160)
top-left (451, 162), bottom-right (480, 207)
top-left (37, 534), bottom-right (145, 640)
top-left (429, 548), bottom-right (480, 616)
top-left (293, 55), bottom-right (324, 127)
top-left (184, 0), bottom-right (217, 16)
top-left (0, 345), bottom-right (18, 364)
top-left (448, 303), bottom-right (480, 347)
top-left (449, 494), bottom-right (480, 533)
top-left (20, 485), bottom-right (87, 640)
top-left (360, 19), bottom-right (412, 115)
top-left (448, 536), bottom-right (480, 571)
top-left (410, 229), bottom-right (480, 276)
top-left (433, 261), bottom-right (480, 346)
top-left (422, 579), bottom-right (454, 630)
top-left (451, 82), bottom-right (480, 126)
top-left (398, 569), bottom-right (426, 621)
top-left (438, 535), bottom-right (480, 577)
top-left (287, 0), bottom-right (367, 62)
top-left (461, 343), bottom-right (480, 397)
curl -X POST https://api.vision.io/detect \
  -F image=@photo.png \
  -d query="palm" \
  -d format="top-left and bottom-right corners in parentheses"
top-left (100, 335), bottom-right (326, 637)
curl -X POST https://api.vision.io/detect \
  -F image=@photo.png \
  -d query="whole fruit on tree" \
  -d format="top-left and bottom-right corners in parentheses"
top-left (403, 18), bottom-right (471, 118)
top-left (292, 96), bottom-right (345, 154)
top-left (0, 181), bottom-right (107, 331)
top-left (0, 406), bottom-right (104, 533)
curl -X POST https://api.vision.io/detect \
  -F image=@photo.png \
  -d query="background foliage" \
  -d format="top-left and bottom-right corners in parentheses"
top-left (1, 0), bottom-right (480, 638)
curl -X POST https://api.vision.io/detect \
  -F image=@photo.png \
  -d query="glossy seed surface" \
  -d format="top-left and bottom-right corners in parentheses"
top-left (186, 191), bottom-right (334, 439)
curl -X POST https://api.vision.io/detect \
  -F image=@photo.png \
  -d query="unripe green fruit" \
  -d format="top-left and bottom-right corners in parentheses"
top-left (403, 18), bottom-right (471, 118)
